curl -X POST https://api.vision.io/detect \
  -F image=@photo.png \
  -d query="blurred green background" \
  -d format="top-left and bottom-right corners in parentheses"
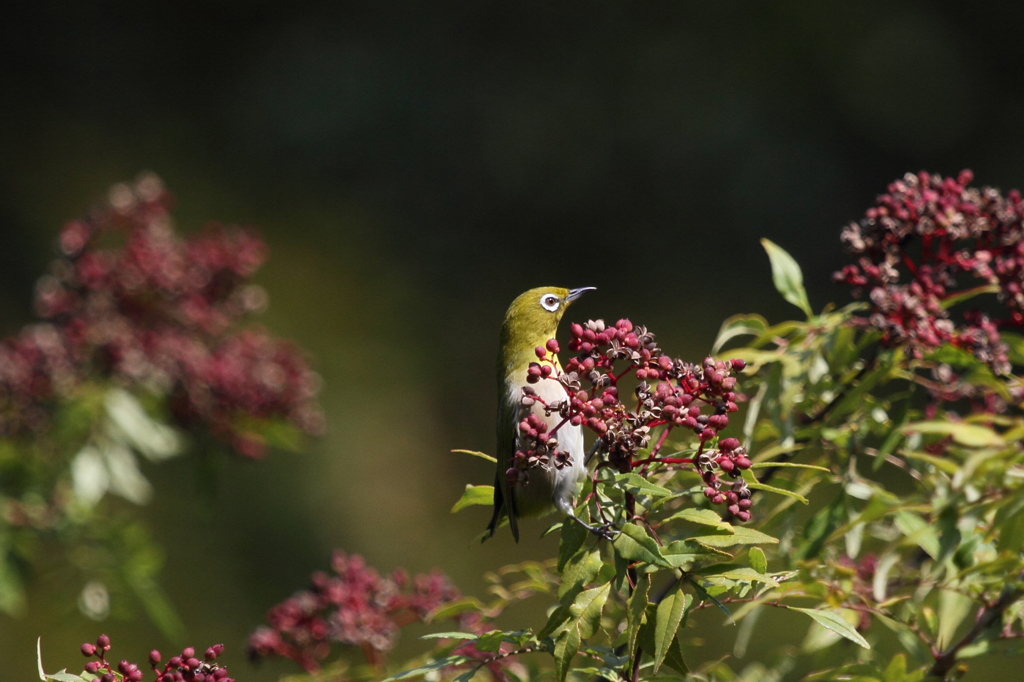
top-left (3, 1), bottom-right (1024, 678)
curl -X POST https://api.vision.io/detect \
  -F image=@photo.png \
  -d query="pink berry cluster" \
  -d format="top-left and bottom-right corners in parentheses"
top-left (516, 319), bottom-right (751, 520)
top-left (0, 173), bottom-right (323, 457)
top-left (834, 169), bottom-right (1024, 376)
top-left (248, 551), bottom-right (500, 673)
top-left (79, 634), bottom-right (232, 682)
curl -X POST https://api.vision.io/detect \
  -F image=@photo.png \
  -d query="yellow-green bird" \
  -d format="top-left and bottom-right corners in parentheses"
top-left (485, 286), bottom-right (595, 542)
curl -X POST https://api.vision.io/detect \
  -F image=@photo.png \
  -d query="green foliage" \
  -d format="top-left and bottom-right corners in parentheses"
top-left (405, 241), bottom-right (1024, 682)
top-left (23, 191), bottom-right (1024, 681)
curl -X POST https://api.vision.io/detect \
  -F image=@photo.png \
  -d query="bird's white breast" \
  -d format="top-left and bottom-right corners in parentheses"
top-left (508, 376), bottom-right (586, 517)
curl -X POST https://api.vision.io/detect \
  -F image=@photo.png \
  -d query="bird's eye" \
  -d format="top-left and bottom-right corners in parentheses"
top-left (540, 294), bottom-right (560, 312)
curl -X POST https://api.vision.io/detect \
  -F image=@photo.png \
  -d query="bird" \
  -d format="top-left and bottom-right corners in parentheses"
top-left (485, 286), bottom-right (595, 542)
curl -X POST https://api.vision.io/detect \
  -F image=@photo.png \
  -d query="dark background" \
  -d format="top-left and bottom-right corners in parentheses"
top-left (3, 2), bottom-right (1023, 678)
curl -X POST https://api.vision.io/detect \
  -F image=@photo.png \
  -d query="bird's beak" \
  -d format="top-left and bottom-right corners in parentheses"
top-left (566, 287), bottom-right (596, 303)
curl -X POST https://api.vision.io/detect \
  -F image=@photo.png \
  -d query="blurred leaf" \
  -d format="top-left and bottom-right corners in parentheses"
top-left (426, 597), bottom-right (487, 623)
top-left (105, 388), bottom-right (181, 461)
top-left (383, 656), bottom-right (473, 682)
top-left (450, 485), bottom-right (493, 513)
top-left (791, 607), bottom-right (870, 649)
top-left (102, 440), bottom-right (154, 505)
top-left (451, 449), bottom-right (497, 464)
top-left (994, 496), bottom-right (1024, 553)
top-left (902, 451), bottom-right (961, 475)
top-left (798, 497), bottom-right (846, 560)
top-left (936, 589), bottom-right (974, 650)
top-left (939, 284), bottom-right (999, 310)
top-left (894, 511), bottom-right (940, 560)
top-left (903, 421), bottom-right (1004, 448)
top-left (804, 664), bottom-right (881, 681)
top-left (1003, 331), bottom-right (1024, 366)
top-left (0, 537), bottom-right (27, 616)
top-left (419, 631), bottom-right (478, 640)
top-left (69, 445), bottom-right (110, 508)
top-left (761, 238), bottom-right (812, 317)
top-left (750, 461), bottom-right (829, 473)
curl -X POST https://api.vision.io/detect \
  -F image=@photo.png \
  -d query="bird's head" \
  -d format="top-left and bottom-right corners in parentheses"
top-left (501, 287), bottom-right (595, 366)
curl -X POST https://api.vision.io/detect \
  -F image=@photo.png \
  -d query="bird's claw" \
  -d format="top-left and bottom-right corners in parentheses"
top-left (568, 514), bottom-right (620, 541)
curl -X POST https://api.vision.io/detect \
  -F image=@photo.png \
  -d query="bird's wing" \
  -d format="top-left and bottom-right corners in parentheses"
top-left (494, 382), bottom-right (521, 541)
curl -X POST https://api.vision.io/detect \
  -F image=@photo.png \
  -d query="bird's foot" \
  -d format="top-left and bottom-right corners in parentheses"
top-left (568, 512), bottom-right (620, 541)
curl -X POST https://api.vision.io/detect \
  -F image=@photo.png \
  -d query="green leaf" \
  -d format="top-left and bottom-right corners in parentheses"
top-left (613, 523), bottom-right (670, 568)
top-left (903, 421), bottom-right (1004, 448)
top-left (0, 546), bottom-right (26, 616)
top-left (791, 607), bottom-right (870, 649)
top-left (539, 549), bottom-right (605, 639)
top-left (938, 284), bottom-right (999, 310)
top-left (426, 597), bottom-right (486, 623)
top-left (750, 461), bottom-right (830, 473)
top-left (45, 674), bottom-right (86, 682)
top-left (570, 583), bottom-right (611, 639)
top-left (383, 656), bottom-right (473, 682)
top-left (1003, 331), bottom-right (1024, 366)
top-left (474, 630), bottom-right (507, 653)
top-left (451, 449), bottom-right (497, 463)
top-left (691, 526), bottom-right (779, 548)
top-left (558, 549), bottom-right (604, 600)
top-left (746, 481), bottom-right (809, 504)
top-left (610, 473), bottom-right (672, 498)
top-left (882, 653), bottom-right (926, 682)
top-left (804, 664), bottom-right (882, 681)
top-left (653, 584), bottom-right (692, 673)
top-left (761, 238), bottom-right (812, 317)
top-left (713, 567), bottom-right (780, 588)
top-left (660, 634), bottom-right (690, 677)
top-left (685, 575), bottom-right (732, 618)
top-left (894, 511), bottom-right (940, 560)
top-left (712, 314), bottom-right (770, 354)
top-left (553, 625), bottom-right (581, 682)
top-left (450, 485), bottom-right (494, 513)
top-left (626, 572), bottom-right (651, 665)
top-left (558, 501), bottom-right (590, 571)
top-left (995, 496), bottom-right (1024, 553)
top-left (664, 508), bottom-right (732, 529)
top-left (660, 540), bottom-right (731, 569)
top-left (419, 631), bottom-right (479, 641)
top-left (748, 547), bottom-right (767, 574)
top-left (936, 589), bottom-right (974, 650)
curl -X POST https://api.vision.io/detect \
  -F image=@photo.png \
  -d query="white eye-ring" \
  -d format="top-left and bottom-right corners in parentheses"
top-left (540, 294), bottom-right (561, 312)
